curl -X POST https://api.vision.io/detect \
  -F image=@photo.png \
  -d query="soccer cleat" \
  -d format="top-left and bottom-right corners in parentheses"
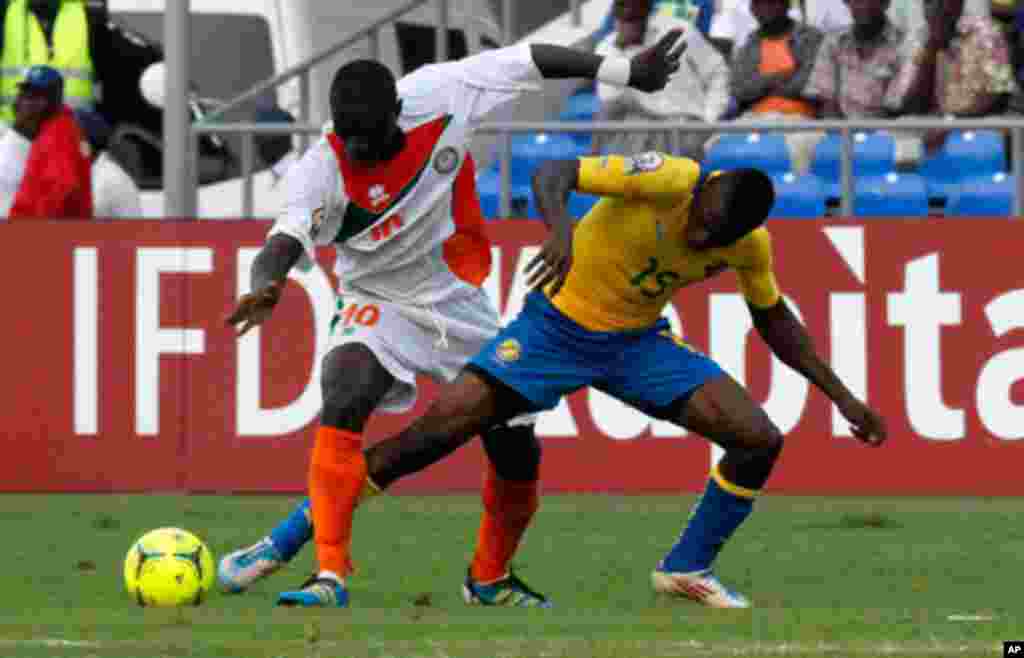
top-left (462, 569), bottom-right (552, 608)
top-left (216, 538), bottom-right (284, 594)
top-left (651, 568), bottom-right (751, 608)
top-left (276, 575), bottom-right (349, 608)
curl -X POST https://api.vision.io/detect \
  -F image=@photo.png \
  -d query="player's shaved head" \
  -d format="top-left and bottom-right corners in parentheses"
top-left (330, 59), bottom-right (404, 165)
top-left (689, 169), bottom-right (775, 250)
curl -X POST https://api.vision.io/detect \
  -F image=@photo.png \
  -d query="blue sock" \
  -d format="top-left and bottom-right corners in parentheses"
top-left (268, 498), bottom-right (312, 562)
top-left (660, 471), bottom-right (754, 573)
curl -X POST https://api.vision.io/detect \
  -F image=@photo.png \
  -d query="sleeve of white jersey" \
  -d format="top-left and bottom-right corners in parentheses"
top-left (268, 142), bottom-right (335, 272)
top-left (398, 43), bottom-right (544, 123)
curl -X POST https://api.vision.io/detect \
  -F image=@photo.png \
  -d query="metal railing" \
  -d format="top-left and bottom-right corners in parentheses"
top-left (474, 117), bottom-right (1024, 217)
top-left (170, 0), bottom-right (453, 215)
top-left (195, 116), bottom-right (1024, 219)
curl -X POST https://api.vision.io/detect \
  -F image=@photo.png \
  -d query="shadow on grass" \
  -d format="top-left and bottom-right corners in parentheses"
top-left (796, 512), bottom-right (904, 531)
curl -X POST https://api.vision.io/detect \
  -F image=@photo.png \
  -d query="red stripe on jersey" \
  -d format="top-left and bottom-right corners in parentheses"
top-left (442, 154), bottom-right (492, 287)
top-left (327, 115), bottom-right (451, 214)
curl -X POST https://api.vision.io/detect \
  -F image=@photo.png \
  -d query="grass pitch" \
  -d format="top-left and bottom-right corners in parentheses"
top-left (0, 494), bottom-right (1016, 658)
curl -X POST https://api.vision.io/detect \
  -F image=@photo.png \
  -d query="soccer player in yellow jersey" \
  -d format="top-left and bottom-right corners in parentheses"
top-left (319, 152), bottom-right (887, 608)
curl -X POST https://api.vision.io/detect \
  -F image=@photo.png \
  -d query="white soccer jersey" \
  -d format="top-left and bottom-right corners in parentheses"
top-left (270, 43), bottom-right (544, 305)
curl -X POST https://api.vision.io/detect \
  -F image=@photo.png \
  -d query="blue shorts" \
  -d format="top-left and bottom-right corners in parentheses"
top-left (469, 291), bottom-right (725, 415)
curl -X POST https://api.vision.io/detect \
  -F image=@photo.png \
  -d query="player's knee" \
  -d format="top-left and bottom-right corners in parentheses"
top-left (482, 423), bottom-right (541, 482)
top-left (319, 344), bottom-right (393, 431)
top-left (746, 422), bottom-right (784, 464)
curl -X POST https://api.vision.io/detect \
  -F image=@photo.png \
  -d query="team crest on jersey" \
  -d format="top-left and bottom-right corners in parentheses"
top-left (625, 152), bottom-right (664, 175)
top-left (433, 146), bottom-right (459, 175)
top-left (369, 185), bottom-right (391, 208)
top-left (495, 338), bottom-right (522, 363)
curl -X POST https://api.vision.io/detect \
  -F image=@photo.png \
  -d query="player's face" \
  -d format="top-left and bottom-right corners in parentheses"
top-left (686, 180), bottom-right (729, 250)
top-left (333, 103), bottom-right (401, 166)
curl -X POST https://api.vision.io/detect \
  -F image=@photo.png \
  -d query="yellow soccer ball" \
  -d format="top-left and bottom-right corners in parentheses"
top-left (123, 528), bottom-right (215, 607)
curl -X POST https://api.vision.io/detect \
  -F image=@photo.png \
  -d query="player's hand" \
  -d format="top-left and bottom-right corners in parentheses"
top-left (525, 224), bottom-right (574, 296)
top-left (628, 29), bottom-right (687, 93)
top-left (226, 280), bottom-right (285, 336)
top-left (837, 396), bottom-right (888, 447)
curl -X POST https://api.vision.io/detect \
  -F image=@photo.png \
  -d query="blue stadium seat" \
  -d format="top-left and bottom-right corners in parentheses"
top-left (476, 164), bottom-right (536, 219)
top-left (853, 173), bottom-right (929, 217)
top-left (768, 173), bottom-right (826, 219)
top-left (558, 91), bottom-right (598, 149)
top-left (567, 192), bottom-right (599, 219)
top-left (509, 132), bottom-right (589, 186)
top-left (811, 131), bottom-right (896, 199)
top-left (703, 132), bottom-right (792, 175)
top-left (945, 173), bottom-right (1014, 216)
top-left (919, 130), bottom-right (1007, 201)
top-left (560, 90), bottom-right (599, 122)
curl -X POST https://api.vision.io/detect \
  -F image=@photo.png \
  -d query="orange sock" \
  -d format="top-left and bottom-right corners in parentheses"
top-left (470, 465), bottom-right (539, 583)
top-left (309, 426), bottom-right (369, 577)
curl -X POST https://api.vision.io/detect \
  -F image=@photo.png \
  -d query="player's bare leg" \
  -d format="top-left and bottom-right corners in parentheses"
top-left (365, 371), bottom-right (550, 606)
top-left (226, 344), bottom-right (391, 607)
top-left (650, 373), bottom-right (784, 608)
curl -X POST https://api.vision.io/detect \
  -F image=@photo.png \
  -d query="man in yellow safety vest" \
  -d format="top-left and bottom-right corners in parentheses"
top-left (0, 0), bottom-right (163, 135)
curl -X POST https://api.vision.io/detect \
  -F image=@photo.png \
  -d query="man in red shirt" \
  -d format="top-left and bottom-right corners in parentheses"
top-left (6, 65), bottom-right (92, 219)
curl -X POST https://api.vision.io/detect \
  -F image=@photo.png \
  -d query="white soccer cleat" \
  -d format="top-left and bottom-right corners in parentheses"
top-left (217, 538), bottom-right (284, 594)
top-left (651, 568), bottom-right (751, 608)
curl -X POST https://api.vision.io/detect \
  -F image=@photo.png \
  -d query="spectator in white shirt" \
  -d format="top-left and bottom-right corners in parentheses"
top-left (75, 109), bottom-right (142, 219)
top-left (594, 0), bottom-right (730, 159)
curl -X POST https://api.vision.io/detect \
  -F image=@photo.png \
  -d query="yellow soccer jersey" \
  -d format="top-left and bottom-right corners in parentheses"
top-left (548, 153), bottom-right (781, 332)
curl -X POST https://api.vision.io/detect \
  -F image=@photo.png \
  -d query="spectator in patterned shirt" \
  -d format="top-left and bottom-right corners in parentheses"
top-left (903, 0), bottom-right (1015, 152)
top-left (804, 0), bottom-right (918, 119)
top-left (727, 0), bottom-right (826, 172)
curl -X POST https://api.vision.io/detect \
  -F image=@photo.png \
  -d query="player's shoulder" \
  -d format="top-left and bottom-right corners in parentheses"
top-left (725, 226), bottom-right (774, 268)
top-left (283, 137), bottom-right (337, 195)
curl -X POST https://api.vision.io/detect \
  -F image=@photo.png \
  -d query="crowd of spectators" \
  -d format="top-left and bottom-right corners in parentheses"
top-left (593, 0), bottom-right (1020, 175)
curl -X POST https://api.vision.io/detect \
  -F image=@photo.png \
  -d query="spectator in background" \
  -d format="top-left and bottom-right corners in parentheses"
top-left (0, 0), bottom-right (164, 139)
top-left (75, 108), bottom-right (141, 218)
top-left (594, 0), bottom-right (714, 44)
top-left (0, 66), bottom-right (91, 218)
top-left (728, 0), bottom-right (825, 172)
top-left (710, 0), bottom-right (851, 57)
top-left (902, 0), bottom-right (1015, 152)
top-left (594, 0), bottom-right (730, 159)
top-left (805, 0), bottom-right (917, 118)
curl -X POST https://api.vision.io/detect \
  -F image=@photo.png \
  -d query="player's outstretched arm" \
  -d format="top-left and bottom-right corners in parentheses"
top-left (530, 30), bottom-right (686, 92)
top-left (749, 299), bottom-right (888, 446)
top-left (527, 159), bottom-right (580, 295)
top-left (225, 233), bottom-right (304, 336)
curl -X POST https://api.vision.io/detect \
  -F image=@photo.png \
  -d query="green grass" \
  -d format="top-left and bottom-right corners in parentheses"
top-left (0, 494), bottom-right (1016, 658)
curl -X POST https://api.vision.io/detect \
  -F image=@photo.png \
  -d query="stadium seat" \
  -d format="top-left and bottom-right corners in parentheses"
top-left (768, 173), bottom-right (827, 219)
top-left (560, 90), bottom-right (599, 122)
top-left (476, 164), bottom-right (536, 219)
top-left (703, 132), bottom-right (792, 175)
top-left (568, 192), bottom-right (599, 219)
top-left (853, 173), bottom-right (929, 217)
top-left (810, 131), bottom-right (896, 199)
top-left (558, 91), bottom-right (598, 149)
top-left (945, 172), bottom-right (1015, 216)
top-left (919, 130), bottom-right (1007, 201)
top-left (509, 132), bottom-right (589, 186)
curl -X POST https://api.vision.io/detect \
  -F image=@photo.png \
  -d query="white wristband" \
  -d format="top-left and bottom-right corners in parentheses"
top-left (596, 56), bottom-right (631, 87)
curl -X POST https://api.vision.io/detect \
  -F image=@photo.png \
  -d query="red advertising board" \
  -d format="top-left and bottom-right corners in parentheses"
top-left (2, 219), bottom-right (1023, 495)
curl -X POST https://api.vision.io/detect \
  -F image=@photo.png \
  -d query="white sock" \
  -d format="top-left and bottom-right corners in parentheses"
top-left (317, 570), bottom-right (344, 585)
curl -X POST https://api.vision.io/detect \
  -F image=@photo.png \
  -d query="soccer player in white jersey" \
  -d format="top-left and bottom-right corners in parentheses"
top-left (217, 37), bottom-right (687, 608)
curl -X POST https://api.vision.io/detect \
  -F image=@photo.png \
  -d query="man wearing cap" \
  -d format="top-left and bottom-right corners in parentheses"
top-left (0, 64), bottom-right (92, 218)
top-left (0, 0), bottom-right (163, 135)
